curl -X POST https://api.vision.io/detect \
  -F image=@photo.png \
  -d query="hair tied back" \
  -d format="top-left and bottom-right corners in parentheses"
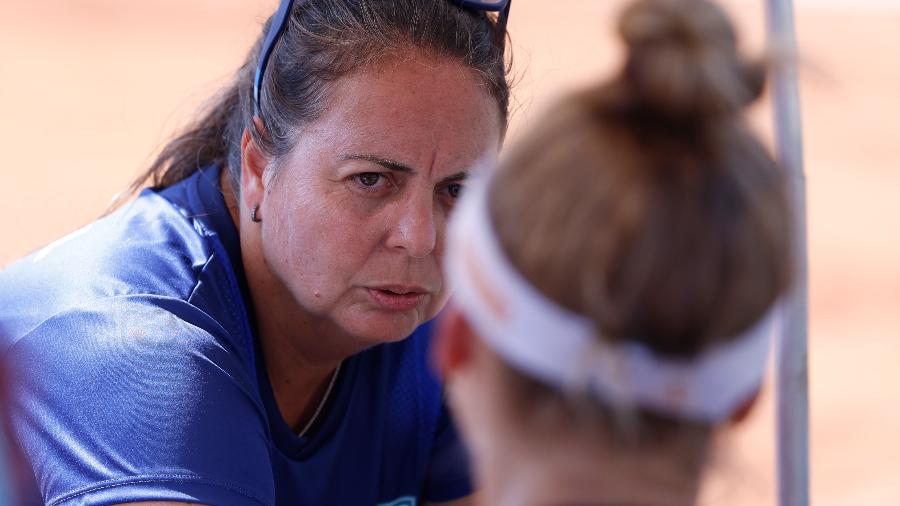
top-left (618, 0), bottom-right (766, 121)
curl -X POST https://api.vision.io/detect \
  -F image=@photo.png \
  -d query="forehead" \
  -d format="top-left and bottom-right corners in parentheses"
top-left (293, 51), bottom-right (502, 175)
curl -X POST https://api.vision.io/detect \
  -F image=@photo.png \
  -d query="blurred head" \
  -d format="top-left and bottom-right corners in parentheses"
top-left (436, 0), bottom-right (791, 501)
top-left (133, 0), bottom-right (511, 344)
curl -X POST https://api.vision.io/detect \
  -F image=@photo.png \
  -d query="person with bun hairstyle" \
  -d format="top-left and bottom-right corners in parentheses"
top-left (434, 0), bottom-right (792, 504)
top-left (0, 1), bottom-right (511, 505)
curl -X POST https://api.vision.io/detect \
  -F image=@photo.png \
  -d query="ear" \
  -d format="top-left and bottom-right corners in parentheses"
top-left (432, 304), bottom-right (477, 381)
top-left (240, 119), bottom-right (270, 216)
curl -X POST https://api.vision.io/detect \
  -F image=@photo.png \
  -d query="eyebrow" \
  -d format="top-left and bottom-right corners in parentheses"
top-left (441, 171), bottom-right (469, 184)
top-left (344, 154), bottom-right (470, 185)
top-left (344, 154), bottom-right (417, 174)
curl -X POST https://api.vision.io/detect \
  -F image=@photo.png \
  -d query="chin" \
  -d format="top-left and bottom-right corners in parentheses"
top-left (342, 308), bottom-right (429, 344)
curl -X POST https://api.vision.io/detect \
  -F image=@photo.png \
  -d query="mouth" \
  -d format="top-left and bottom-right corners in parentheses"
top-left (366, 285), bottom-right (428, 312)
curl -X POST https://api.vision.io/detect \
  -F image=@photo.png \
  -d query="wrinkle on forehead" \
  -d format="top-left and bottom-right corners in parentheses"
top-left (278, 50), bottom-right (501, 182)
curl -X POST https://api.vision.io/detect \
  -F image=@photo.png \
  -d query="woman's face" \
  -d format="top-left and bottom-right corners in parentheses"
top-left (255, 53), bottom-right (501, 344)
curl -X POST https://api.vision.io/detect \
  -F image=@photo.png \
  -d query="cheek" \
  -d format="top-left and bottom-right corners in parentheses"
top-left (266, 184), bottom-right (383, 301)
top-left (430, 222), bottom-right (453, 306)
top-left (426, 278), bottom-right (451, 318)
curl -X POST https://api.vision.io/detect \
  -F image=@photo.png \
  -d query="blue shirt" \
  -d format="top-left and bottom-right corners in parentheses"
top-left (0, 167), bottom-right (471, 506)
top-left (0, 416), bottom-right (18, 505)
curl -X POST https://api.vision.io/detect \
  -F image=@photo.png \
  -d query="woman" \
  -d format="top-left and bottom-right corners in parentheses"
top-left (0, 1), bottom-right (510, 505)
top-left (434, 0), bottom-right (792, 504)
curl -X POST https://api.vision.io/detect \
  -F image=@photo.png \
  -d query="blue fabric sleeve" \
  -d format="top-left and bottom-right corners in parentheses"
top-left (0, 418), bottom-right (15, 505)
top-left (421, 400), bottom-right (474, 503)
top-left (6, 296), bottom-right (275, 506)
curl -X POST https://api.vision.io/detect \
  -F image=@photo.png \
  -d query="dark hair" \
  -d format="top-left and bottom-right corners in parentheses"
top-left (128, 0), bottom-right (510, 196)
top-left (487, 0), bottom-right (791, 436)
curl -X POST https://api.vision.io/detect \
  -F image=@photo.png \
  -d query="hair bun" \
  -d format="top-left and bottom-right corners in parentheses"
top-left (618, 0), bottom-right (765, 120)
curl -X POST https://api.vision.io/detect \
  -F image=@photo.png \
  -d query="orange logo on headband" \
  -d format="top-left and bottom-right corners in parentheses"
top-left (464, 242), bottom-right (509, 320)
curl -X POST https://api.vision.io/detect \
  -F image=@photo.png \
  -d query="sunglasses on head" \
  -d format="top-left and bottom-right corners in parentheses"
top-left (253, 0), bottom-right (512, 115)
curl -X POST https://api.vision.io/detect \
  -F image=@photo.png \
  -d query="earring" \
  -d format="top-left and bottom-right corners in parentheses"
top-left (250, 204), bottom-right (262, 223)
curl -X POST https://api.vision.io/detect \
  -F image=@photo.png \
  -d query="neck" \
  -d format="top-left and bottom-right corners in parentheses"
top-left (476, 424), bottom-right (704, 506)
top-left (255, 306), bottom-right (346, 432)
top-left (222, 170), bottom-right (365, 431)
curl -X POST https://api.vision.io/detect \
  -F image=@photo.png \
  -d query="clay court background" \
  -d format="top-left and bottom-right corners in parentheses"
top-left (1, 1), bottom-right (898, 504)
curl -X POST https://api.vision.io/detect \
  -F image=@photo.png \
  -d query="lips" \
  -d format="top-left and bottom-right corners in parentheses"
top-left (366, 285), bottom-right (428, 312)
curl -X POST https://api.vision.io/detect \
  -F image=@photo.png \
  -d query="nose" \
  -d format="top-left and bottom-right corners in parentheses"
top-left (386, 193), bottom-right (438, 259)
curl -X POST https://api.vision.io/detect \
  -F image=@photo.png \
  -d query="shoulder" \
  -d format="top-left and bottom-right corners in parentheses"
top-left (8, 294), bottom-right (260, 415)
top-left (25, 192), bottom-right (207, 293)
top-left (0, 192), bottom-right (241, 350)
top-left (6, 295), bottom-right (273, 506)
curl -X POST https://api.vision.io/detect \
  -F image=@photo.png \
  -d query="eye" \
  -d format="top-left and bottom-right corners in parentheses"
top-left (438, 182), bottom-right (464, 201)
top-left (349, 172), bottom-right (394, 196)
top-left (356, 172), bottom-right (382, 187)
top-left (446, 183), bottom-right (463, 199)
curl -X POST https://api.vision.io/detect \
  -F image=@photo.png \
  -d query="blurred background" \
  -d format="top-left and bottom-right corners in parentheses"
top-left (1, 0), bottom-right (897, 504)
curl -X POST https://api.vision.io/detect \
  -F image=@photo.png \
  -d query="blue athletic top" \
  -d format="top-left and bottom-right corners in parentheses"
top-left (0, 417), bottom-right (17, 505)
top-left (0, 166), bottom-right (471, 506)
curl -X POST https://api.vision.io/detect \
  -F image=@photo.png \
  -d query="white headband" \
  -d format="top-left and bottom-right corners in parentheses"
top-left (445, 175), bottom-right (778, 423)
